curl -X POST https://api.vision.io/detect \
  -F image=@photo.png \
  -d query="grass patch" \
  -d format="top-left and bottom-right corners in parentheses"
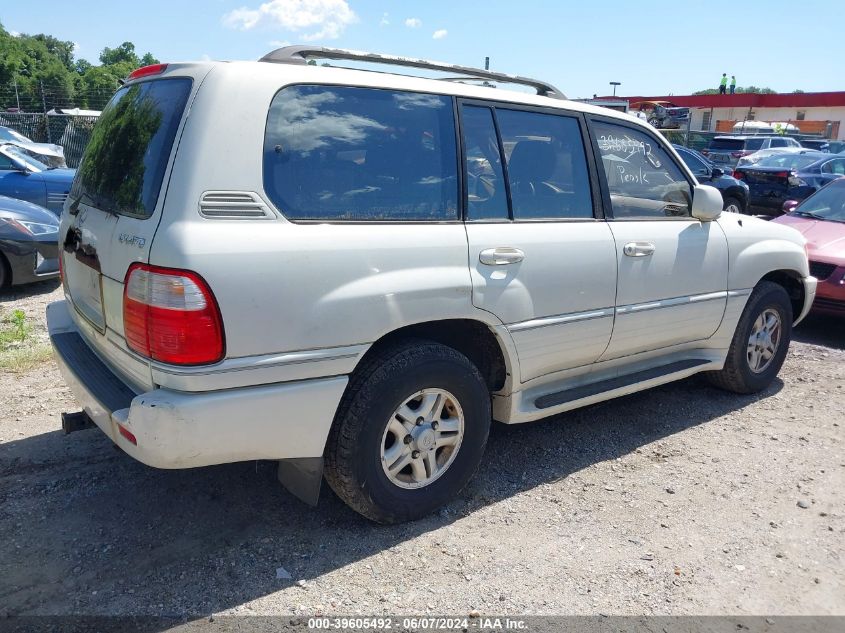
top-left (0, 308), bottom-right (53, 373)
top-left (0, 342), bottom-right (53, 373)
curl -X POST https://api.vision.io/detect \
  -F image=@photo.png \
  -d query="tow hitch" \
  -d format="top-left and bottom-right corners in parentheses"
top-left (61, 410), bottom-right (95, 434)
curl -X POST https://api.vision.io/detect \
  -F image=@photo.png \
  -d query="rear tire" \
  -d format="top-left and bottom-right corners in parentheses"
top-left (0, 253), bottom-right (10, 288)
top-left (705, 281), bottom-right (792, 394)
top-left (324, 339), bottom-right (491, 524)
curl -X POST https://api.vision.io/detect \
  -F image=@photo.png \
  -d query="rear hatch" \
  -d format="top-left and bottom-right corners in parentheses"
top-left (666, 106), bottom-right (689, 121)
top-left (60, 66), bottom-right (207, 392)
top-left (704, 137), bottom-right (764, 166)
top-left (732, 166), bottom-right (794, 207)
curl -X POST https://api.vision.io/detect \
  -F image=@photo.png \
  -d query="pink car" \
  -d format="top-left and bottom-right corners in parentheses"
top-left (775, 179), bottom-right (845, 315)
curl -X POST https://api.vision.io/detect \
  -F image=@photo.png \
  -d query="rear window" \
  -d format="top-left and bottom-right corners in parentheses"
top-left (263, 85), bottom-right (458, 221)
top-left (756, 154), bottom-right (822, 170)
top-left (709, 138), bottom-right (764, 151)
top-left (72, 78), bottom-right (192, 219)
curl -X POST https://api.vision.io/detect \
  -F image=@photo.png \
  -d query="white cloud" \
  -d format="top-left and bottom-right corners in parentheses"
top-left (200, 53), bottom-right (213, 62)
top-left (379, 12), bottom-right (389, 27)
top-left (432, 29), bottom-right (447, 40)
top-left (72, 42), bottom-right (81, 54)
top-left (404, 17), bottom-right (422, 28)
top-left (222, 0), bottom-right (357, 41)
top-left (9, 30), bottom-right (21, 37)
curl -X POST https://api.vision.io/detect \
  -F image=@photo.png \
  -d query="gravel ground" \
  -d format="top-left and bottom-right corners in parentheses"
top-left (0, 283), bottom-right (843, 618)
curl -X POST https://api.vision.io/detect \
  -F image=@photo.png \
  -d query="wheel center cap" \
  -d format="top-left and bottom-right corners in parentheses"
top-left (416, 428), bottom-right (436, 451)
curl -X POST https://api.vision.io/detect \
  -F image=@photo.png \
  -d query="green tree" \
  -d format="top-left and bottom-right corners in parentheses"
top-left (140, 52), bottom-right (159, 66)
top-left (99, 41), bottom-right (138, 66)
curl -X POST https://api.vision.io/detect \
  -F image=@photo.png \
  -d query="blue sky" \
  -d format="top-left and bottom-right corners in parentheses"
top-left (2, 0), bottom-right (843, 98)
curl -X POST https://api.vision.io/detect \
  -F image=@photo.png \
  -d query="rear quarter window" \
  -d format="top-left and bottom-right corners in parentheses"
top-left (263, 85), bottom-right (459, 221)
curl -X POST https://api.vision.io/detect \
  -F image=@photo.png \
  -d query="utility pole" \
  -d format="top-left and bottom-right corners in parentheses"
top-left (484, 56), bottom-right (489, 71)
top-left (610, 81), bottom-right (621, 97)
top-left (13, 77), bottom-right (20, 111)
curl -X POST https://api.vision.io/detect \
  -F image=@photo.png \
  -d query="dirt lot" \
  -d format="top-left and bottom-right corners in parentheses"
top-left (1, 282), bottom-right (843, 618)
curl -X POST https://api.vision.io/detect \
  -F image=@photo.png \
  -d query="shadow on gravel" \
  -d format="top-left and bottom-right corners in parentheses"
top-left (0, 375), bottom-right (782, 621)
top-left (794, 313), bottom-right (845, 350)
top-left (0, 279), bottom-right (61, 304)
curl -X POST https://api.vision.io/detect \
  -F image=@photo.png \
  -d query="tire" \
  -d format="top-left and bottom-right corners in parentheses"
top-left (0, 252), bottom-right (10, 288)
top-left (647, 117), bottom-right (660, 128)
top-left (705, 281), bottom-right (792, 394)
top-left (722, 195), bottom-right (743, 214)
top-left (324, 339), bottom-right (491, 523)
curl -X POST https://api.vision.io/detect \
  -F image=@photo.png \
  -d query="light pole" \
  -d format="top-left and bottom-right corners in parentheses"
top-left (610, 81), bottom-right (621, 97)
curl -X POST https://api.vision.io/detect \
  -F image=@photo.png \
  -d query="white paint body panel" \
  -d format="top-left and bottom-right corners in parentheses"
top-left (48, 58), bottom-right (816, 470)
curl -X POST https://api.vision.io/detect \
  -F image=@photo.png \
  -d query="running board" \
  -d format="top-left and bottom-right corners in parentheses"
top-left (534, 359), bottom-right (710, 410)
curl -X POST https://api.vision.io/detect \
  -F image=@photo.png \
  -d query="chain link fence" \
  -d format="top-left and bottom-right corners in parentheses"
top-left (0, 112), bottom-right (98, 168)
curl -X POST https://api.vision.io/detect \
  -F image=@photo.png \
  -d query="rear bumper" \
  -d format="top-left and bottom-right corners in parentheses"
top-left (47, 300), bottom-right (347, 469)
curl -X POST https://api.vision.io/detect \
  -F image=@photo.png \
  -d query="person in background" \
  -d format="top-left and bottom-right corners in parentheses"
top-left (730, 75), bottom-right (736, 95)
top-left (719, 73), bottom-right (728, 94)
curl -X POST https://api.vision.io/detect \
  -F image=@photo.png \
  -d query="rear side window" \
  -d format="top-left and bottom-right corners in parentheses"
top-left (264, 86), bottom-right (458, 221)
top-left (745, 138), bottom-right (764, 150)
top-left (496, 109), bottom-right (593, 220)
top-left (73, 78), bottom-right (192, 219)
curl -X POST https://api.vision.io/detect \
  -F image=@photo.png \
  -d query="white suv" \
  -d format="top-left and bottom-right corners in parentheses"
top-left (49, 47), bottom-right (816, 523)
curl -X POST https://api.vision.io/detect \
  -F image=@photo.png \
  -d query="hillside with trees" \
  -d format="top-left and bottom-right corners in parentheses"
top-left (0, 22), bottom-right (158, 112)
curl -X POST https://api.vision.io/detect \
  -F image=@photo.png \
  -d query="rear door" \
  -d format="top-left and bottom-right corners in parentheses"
top-left (60, 70), bottom-right (201, 391)
top-left (461, 102), bottom-right (618, 383)
top-left (588, 117), bottom-right (728, 360)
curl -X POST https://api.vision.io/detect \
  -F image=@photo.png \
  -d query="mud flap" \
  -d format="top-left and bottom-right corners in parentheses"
top-left (277, 457), bottom-right (323, 506)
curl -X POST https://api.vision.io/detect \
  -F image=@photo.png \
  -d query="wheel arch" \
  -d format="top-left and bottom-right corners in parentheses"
top-left (352, 318), bottom-right (516, 394)
top-left (758, 269), bottom-right (805, 323)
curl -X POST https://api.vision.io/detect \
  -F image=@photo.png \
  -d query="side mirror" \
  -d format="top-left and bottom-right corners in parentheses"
top-left (691, 184), bottom-right (723, 221)
top-left (710, 167), bottom-right (724, 179)
top-left (782, 200), bottom-right (799, 213)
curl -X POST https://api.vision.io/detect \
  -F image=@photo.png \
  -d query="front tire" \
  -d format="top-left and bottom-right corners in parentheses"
top-left (706, 281), bottom-right (792, 394)
top-left (722, 195), bottom-right (744, 214)
top-left (324, 340), bottom-right (491, 523)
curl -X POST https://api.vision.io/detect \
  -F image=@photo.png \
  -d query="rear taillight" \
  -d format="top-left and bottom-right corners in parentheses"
top-left (730, 150), bottom-right (752, 158)
top-left (127, 63), bottom-right (168, 81)
top-left (732, 170), bottom-right (744, 180)
top-left (123, 263), bottom-right (224, 365)
top-left (700, 149), bottom-right (710, 156)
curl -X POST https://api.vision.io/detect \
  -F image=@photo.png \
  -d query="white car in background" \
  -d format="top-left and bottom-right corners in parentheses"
top-left (0, 126), bottom-right (66, 168)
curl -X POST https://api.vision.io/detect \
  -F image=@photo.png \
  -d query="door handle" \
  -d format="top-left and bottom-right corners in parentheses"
top-left (479, 247), bottom-right (525, 266)
top-left (623, 241), bottom-right (656, 257)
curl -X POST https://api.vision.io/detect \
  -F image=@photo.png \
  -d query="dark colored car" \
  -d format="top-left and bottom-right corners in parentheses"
top-left (701, 135), bottom-right (801, 168)
top-left (798, 138), bottom-right (830, 152)
top-left (772, 179), bottom-right (845, 316)
top-left (0, 144), bottom-right (75, 215)
top-left (673, 144), bottom-right (749, 213)
top-left (732, 152), bottom-right (845, 216)
top-left (629, 100), bottom-right (690, 129)
top-left (0, 194), bottom-right (60, 287)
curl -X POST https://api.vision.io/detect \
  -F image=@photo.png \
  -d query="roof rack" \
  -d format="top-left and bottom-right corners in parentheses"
top-left (259, 46), bottom-right (565, 99)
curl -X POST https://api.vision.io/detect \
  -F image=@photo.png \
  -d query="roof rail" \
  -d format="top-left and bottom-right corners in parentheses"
top-left (259, 46), bottom-right (565, 99)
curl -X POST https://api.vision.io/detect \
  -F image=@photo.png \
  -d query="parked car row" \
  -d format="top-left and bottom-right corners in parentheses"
top-left (732, 152), bottom-right (845, 216)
